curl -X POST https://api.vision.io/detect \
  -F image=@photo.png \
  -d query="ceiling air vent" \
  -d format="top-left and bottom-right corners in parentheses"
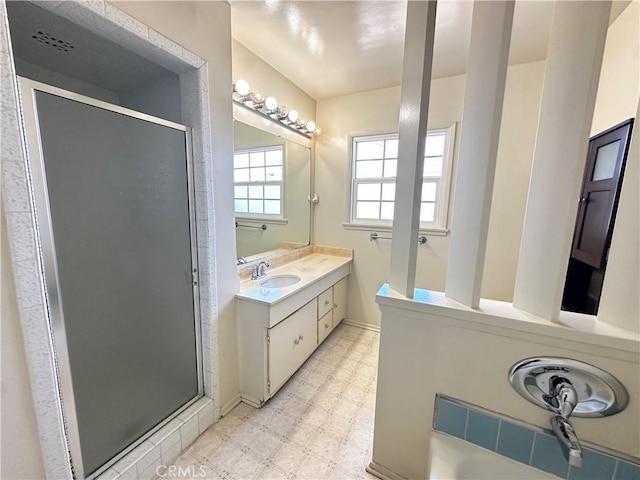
top-left (32, 31), bottom-right (74, 52)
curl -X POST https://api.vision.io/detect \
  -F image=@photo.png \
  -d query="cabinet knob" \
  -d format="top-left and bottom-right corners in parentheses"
top-left (294, 338), bottom-right (300, 345)
top-left (325, 323), bottom-right (330, 329)
top-left (333, 303), bottom-right (338, 308)
top-left (325, 300), bottom-right (330, 305)
top-left (299, 334), bottom-right (304, 341)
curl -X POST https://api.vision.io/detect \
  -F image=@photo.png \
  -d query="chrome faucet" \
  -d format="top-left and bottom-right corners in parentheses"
top-left (548, 378), bottom-right (582, 467)
top-left (251, 261), bottom-right (269, 280)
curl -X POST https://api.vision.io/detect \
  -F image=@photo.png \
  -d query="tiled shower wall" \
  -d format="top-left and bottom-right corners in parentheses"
top-left (0, 1), bottom-right (221, 478)
top-left (434, 395), bottom-right (640, 480)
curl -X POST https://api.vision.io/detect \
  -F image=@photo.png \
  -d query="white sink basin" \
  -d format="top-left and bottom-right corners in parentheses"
top-left (259, 274), bottom-right (301, 288)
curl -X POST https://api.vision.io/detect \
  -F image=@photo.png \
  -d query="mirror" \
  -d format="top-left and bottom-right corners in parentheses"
top-left (233, 120), bottom-right (311, 263)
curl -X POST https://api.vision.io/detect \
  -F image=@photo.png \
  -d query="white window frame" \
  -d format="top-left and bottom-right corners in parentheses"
top-left (346, 124), bottom-right (456, 234)
top-left (233, 145), bottom-right (286, 221)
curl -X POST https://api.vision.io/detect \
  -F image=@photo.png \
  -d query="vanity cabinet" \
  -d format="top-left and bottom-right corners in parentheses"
top-left (237, 265), bottom-right (350, 408)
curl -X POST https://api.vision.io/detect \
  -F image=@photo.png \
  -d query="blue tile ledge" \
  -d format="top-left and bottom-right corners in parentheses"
top-left (375, 284), bottom-right (639, 362)
top-left (434, 395), bottom-right (640, 480)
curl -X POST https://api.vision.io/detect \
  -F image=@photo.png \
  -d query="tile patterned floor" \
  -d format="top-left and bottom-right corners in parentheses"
top-left (171, 324), bottom-right (380, 479)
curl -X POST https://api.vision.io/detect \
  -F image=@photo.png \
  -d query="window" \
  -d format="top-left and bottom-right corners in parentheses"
top-left (350, 125), bottom-right (455, 230)
top-left (233, 146), bottom-right (284, 217)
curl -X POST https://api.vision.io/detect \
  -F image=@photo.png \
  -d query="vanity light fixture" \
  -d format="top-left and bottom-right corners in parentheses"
top-left (232, 79), bottom-right (320, 138)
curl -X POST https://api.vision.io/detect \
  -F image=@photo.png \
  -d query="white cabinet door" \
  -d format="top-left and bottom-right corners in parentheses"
top-left (333, 277), bottom-right (348, 327)
top-left (268, 299), bottom-right (317, 395)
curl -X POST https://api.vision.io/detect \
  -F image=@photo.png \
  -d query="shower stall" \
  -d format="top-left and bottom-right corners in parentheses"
top-left (19, 78), bottom-right (202, 478)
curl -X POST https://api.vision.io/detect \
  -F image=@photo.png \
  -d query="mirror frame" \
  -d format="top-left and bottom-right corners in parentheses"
top-left (233, 103), bottom-right (314, 269)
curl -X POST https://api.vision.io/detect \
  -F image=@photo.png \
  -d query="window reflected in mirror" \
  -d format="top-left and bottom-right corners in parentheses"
top-left (233, 121), bottom-right (311, 263)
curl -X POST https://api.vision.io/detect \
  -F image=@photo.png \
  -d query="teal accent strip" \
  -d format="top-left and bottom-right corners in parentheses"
top-left (433, 395), bottom-right (639, 480)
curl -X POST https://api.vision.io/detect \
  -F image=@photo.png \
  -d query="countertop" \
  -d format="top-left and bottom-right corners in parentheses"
top-left (236, 253), bottom-right (352, 305)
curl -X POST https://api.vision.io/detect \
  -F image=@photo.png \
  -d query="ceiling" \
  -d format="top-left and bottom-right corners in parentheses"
top-left (230, 0), bottom-right (631, 100)
top-left (6, 1), bottom-right (175, 93)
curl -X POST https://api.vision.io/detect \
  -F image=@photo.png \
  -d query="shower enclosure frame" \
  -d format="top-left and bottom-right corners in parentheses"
top-left (17, 77), bottom-right (204, 479)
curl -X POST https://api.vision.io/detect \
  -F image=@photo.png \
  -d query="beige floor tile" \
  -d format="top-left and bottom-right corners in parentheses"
top-left (167, 325), bottom-right (379, 480)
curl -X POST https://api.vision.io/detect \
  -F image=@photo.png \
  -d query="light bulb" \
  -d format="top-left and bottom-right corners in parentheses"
top-left (276, 106), bottom-right (288, 119)
top-left (305, 120), bottom-right (316, 132)
top-left (234, 79), bottom-right (250, 96)
top-left (287, 110), bottom-right (299, 123)
top-left (296, 117), bottom-right (306, 128)
top-left (313, 128), bottom-right (322, 135)
top-left (250, 91), bottom-right (265, 106)
top-left (265, 96), bottom-right (278, 111)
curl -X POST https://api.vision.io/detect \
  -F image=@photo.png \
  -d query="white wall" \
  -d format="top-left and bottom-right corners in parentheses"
top-left (315, 61), bottom-right (545, 327)
top-left (232, 40), bottom-right (316, 124)
top-left (1, 214), bottom-right (46, 479)
top-left (591, 0), bottom-right (639, 136)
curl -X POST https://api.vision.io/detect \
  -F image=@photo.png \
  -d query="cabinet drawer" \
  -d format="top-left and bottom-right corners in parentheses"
top-left (318, 287), bottom-right (333, 319)
top-left (268, 300), bottom-right (317, 395)
top-left (318, 311), bottom-right (333, 344)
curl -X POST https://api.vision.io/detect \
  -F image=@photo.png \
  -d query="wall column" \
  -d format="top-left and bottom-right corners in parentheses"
top-left (389, 0), bottom-right (437, 297)
top-left (513, 1), bottom-right (611, 320)
top-left (444, 1), bottom-right (514, 308)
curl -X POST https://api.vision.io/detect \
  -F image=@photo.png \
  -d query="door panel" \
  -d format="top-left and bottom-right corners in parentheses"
top-left (571, 119), bottom-right (634, 268)
top-left (33, 90), bottom-right (199, 476)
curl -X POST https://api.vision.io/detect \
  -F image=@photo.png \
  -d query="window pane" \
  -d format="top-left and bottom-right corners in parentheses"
top-left (426, 134), bottom-right (445, 156)
top-left (264, 200), bottom-right (280, 215)
top-left (356, 201), bottom-right (380, 219)
top-left (234, 168), bottom-right (250, 183)
top-left (380, 202), bottom-right (394, 220)
top-left (357, 140), bottom-right (385, 160)
top-left (234, 153), bottom-right (249, 169)
top-left (264, 185), bottom-right (281, 199)
top-left (249, 151), bottom-right (265, 167)
top-left (248, 185), bottom-right (263, 199)
top-left (250, 167), bottom-right (266, 182)
top-left (420, 202), bottom-right (435, 222)
top-left (356, 160), bottom-right (383, 178)
top-left (422, 182), bottom-right (437, 202)
top-left (381, 183), bottom-right (395, 201)
top-left (383, 159), bottom-right (397, 178)
top-left (424, 157), bottom-right (443, 177)
top-left (265, 149), bottom-right (283, 166)
top-left (385, 138), bottom-right (398, 159)
top-left (234, 186), bottom-right (248, 198)
top-left (592, 140), bottom-right (620, 181)
top-left (265, 166), bottom-right (283, 181)
top-left (357, 183), bottom-right (381, 201)
top-left (234, 199), bottom-right (248, 213)
top-left (248, 200), bottom-right (263, 213)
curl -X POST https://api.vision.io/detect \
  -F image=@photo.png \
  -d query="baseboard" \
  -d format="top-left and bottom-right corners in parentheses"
top-left (342, 318), bottom-right (381, 332)
top-left (220, 393), bottom-right (241, 417)
top-left (366, 461), bottom-right (407, 480)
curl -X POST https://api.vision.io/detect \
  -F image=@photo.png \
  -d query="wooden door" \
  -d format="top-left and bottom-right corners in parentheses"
top-left (571, 119), bottom-right (634, 269)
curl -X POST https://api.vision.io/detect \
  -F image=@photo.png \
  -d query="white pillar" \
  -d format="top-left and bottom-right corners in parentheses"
top-left (389, 0), bottom-right (437, 297)
top-left (513, 1), bottom-right (611, 320)
top-left (598, 100), bottom-right (640, 333)
top-left (444, 1), bottom-right (514, 308)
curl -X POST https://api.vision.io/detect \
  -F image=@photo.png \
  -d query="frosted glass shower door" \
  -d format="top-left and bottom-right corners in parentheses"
top-left (24, 81), bottom-right (201, 477)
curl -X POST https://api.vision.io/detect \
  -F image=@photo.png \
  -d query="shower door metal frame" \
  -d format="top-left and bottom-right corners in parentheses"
top-left (18, 77), bottom-right (204, 479)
